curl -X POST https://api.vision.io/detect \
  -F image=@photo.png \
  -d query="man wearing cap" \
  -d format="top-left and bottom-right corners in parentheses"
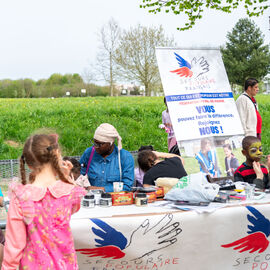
top-left (80, 123), bottom-right (134, 192)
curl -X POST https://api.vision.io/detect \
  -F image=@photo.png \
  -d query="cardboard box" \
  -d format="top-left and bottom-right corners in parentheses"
top-left (110, 192), bottom-right (133, 206)
top-left (146, 192), bottom-right (156, 203)
top-left (155, 187), bottom-right (164, 199)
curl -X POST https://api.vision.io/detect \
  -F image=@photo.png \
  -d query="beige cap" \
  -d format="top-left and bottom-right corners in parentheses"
top-left (93, 123), bottom-right (122, 150)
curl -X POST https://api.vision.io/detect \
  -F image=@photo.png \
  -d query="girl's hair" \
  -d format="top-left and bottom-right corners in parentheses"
top-left (20, 134), bottom-right (70, 185)
top-left (138, 150), bottom-right (157, 172)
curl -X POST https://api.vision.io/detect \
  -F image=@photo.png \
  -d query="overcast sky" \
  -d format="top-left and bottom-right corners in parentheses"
top-left (1, 0), bottom-right (270, 82)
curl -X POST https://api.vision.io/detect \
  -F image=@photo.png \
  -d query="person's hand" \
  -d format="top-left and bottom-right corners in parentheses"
top-left (253, 161), bottom-right (264, 179)
top-left (191, 56), bottom-right (209, 78)
top-left (88, 186), bottom-right (105, 191)
top-left (124, 214), bottom-right (182, 260)
top-left (76, 214), bottom-right (181, 261)
top-left (61, 160), bottom-right (75, 184)
top-left (267, 155), bottom-right (270, 171)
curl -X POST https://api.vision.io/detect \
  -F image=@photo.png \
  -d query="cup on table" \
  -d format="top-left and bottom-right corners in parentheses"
top-left (245, 184), bottom-right (255, 200)
top-left (113, 182), bottom-right (123, 192)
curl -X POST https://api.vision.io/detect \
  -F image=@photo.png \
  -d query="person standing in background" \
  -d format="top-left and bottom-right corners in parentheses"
top-left (162, 97), bottom-right (177, 151)
top-left (236, 78), bottom-right (262, 140)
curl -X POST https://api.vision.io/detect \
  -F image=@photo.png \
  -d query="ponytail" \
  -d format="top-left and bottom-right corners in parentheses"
top-left (20, 156), bottom-right (27, 185)
top-left (29, 171), bottom-right (36, 183)
top-left (50, 150), bottom-right (71, 184)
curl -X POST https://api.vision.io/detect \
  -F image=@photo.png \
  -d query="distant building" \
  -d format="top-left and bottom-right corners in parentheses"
top-left (116, 83), bottom-right (145, 96)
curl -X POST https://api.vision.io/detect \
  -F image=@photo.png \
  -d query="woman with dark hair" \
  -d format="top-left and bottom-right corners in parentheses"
top-left (138, 150), bottom-right (186, 187)
top-left (135, 145), bottom-right (154, 187)
top-left (223, 144), bottom-right (239, 176)
top-left (195, 138), bottom-right (220, 177)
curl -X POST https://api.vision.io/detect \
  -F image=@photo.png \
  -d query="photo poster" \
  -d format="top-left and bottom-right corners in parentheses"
top-left (155, 48), bottom-right (245, 176)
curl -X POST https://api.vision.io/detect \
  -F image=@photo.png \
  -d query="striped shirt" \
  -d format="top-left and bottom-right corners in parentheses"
top-left (234, 162), bottom-right (269, 189)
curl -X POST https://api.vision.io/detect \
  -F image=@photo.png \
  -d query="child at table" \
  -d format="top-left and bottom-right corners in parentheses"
top-left (234, 136), bottom-right (269, 189)
top-left (2, 134), bottom-right (86, 270)
top-left (63, 156), bottom-right (90, 189)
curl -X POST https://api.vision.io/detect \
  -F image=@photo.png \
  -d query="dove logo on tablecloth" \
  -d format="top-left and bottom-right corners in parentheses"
top-left (76, 214), bottom-right (182, 261)
top-left (221, 206), bottom-right (270, 254)
top-left (170, 52), bottom-right (209, 78)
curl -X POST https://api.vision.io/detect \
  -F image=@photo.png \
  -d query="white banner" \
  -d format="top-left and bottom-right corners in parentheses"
top-left (72, 203), bottom-right (270, 270)
top-left (155, 48), bottom-right (244, 141)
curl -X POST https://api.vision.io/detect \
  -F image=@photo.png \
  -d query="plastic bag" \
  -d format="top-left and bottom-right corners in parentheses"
top-left (155, 177), bottom-right (179, 194)
top-left (164, 172), bottom-right (220, 203)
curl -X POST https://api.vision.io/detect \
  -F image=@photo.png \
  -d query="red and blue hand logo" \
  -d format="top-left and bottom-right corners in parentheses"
top-left (76, 218), bottom-right (127, 259)
top-left (76, 214), bottom-right (182, 260)
top-left (221, 206), bottom-right (270, 253)
top-left (170, 53), bottom-right (193, 77)
top-left (170, 52), bottom-right (209, 78)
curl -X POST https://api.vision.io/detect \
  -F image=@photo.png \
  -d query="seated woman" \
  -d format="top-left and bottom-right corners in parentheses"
top-left (135, 145), bottom-right (154, 187)
top-left (80, 123), bottom-right (134, 192)
top-left (138, 150), bottom-right (187, 187)
top-left (195, 138), bottom-right (220, 178)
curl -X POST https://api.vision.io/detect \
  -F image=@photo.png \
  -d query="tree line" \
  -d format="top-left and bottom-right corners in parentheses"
top-left (0, 73), bottom-right (111, 98)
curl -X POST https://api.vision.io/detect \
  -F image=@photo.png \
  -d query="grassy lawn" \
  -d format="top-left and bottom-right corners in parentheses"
top-left (0, 97), bottom-right (168, 159)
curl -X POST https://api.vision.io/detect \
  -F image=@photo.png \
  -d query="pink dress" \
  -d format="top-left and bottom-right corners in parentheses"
top-left (2, 180), bottom-right (86, 270)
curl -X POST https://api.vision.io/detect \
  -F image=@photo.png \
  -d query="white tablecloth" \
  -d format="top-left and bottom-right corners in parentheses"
top-left (71, 196), bottom-right (270, 270)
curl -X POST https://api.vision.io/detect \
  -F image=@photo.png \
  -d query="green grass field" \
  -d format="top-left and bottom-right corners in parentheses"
top-left (1, 95), bottom-right (270, 175)
top-left (0, 97), bottom-right (168, 159)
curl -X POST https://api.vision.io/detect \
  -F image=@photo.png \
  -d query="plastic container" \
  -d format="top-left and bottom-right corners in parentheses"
top-left (90, 189), bottom-right (103, 205)
top-left (135, 193), bottom-right (148, 206)
top-left (82, 194), bottom-right (95, 208)
top-left (100, 193), bottom-right (112, 207)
